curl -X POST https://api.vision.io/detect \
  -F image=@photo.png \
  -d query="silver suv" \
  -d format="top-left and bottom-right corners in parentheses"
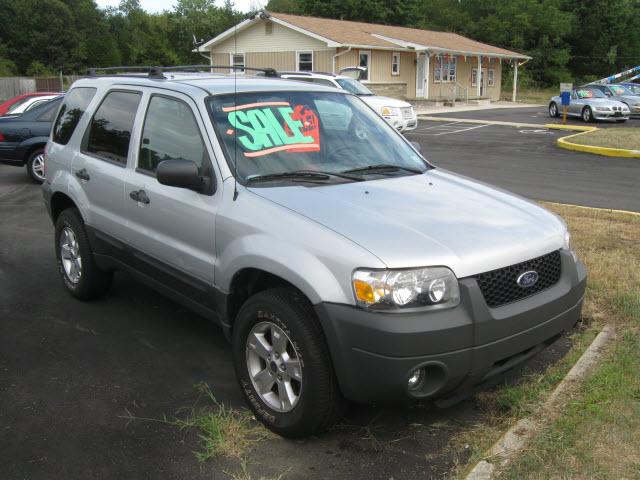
top-left (43, 67), bottom-right (587, 437)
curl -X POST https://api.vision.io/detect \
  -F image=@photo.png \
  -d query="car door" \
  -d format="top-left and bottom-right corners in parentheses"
top-left (123, 91), bottom-right (218, 307)
top-left (569, 90), bottom-right (582, 115)
top-left (73, 89), bottom-right (143, 246)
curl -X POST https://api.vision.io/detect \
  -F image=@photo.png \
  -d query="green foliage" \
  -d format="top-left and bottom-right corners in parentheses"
top-left (0, 0), bottom-right (638, 86)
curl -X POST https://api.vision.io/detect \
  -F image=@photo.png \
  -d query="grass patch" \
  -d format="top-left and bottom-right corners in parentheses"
top-left (501, 87), bottom-right (557, 105)
top-left (124, 382), bottom-right (268, 462)
top-left (568, 128), bottom-right (640, 151)
top-left (452, 203), bottom-right (640, 478)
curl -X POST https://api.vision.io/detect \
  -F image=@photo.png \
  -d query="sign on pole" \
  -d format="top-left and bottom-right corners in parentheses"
top-left (560, 83), bottom-right (572, 124)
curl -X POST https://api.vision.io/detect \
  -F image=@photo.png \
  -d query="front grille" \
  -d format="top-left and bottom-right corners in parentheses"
top-left (402, 107), bottom-right (414, 119)
top-left (475, 250), bottom-right (562, 308)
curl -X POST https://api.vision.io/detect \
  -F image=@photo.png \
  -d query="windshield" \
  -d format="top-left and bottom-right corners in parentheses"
top-left (335, 78), bottom-right (373, 96)
top-left (575, 88), bottom-right (605, 99)
top-left (626, 84), bottom-right (640, 95)
top-left (208, 91), bottom-right (428, 185)
top-left (610, 85), bottom-right (633, 96)
top-left (6, 97), bottom-right (34, 114)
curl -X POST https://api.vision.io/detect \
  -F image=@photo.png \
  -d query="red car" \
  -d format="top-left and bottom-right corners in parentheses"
top-left (0, 92), bottom-right (60, 116)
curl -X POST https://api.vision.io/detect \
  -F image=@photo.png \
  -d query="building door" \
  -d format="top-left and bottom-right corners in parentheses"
top-left (480, 68), bottom-right (488, 96)
top-left (416, 54), bottom-right (426, 97)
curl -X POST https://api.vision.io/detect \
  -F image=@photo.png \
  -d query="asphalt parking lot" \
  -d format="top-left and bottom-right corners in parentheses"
top-left (1, 163), bottom-right (577, 480)
top-left (428, 105), bottom-right (638, 128)
top-left (406, 119), bottom-right (640, 212)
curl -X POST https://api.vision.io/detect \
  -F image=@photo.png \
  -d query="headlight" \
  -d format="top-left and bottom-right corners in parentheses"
top-left (595, 106), bottom-right (611, 111)
top-left (563, 230), bottom-right (578, 261)
top-left (352, 267), bottom-right (460, 311)
top-left (381, 106), bottom-right (400, 117)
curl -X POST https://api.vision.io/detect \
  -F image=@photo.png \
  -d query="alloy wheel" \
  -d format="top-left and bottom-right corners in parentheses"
top-left (31, 153), bottom-right (45, 181)
top-left (245, 321), bottom-right (303, 412)
top-left (60, 226), bottom-right (82, 284)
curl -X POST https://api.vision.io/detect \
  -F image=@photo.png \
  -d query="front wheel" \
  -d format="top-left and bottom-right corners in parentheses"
top-left (548, 102), bottom-right (559, 118)
top-left (232, 288), bottom-right (343, 437)
top-left (582, 106), bottom-right (593, 123)
top-left (26, 148), bottom-right (46, 184)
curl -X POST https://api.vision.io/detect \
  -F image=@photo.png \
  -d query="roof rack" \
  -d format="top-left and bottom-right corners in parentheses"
top-left (87, 65), bottom-right (279, 79)
top-left (279, 71), bottom-right (336, 77)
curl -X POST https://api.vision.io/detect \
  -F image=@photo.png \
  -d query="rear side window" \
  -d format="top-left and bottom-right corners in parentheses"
top-left (37, 100), bottom-right (60, 122)
top-left (52, 88), bottom-right (96, 145)
top-left (138, 96), bottom-right (208, 173)
top-left (85, 91), bottom-right (141, 165)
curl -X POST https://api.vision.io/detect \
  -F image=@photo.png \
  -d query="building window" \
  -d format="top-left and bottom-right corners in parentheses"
top-left (230, 53), bottom-right (245, 74)
top-left (359, 50), bottom-right (370, 81)
top-left (471, 68), bottom-right (478, 86)
top-left (391, 52), bottom-right (400, 76)
top-left (297, 51), bottom-right (313, 72)
top-left (488, 69), bottom-right (495, 87)
top-left (434, 55), bottom-right (457, 83)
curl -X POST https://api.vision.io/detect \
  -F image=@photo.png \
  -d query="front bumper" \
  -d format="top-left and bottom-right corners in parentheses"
top-left (593, 110), bottom-right (630, 121)
top-left (315, 250), bottom-right (587, 404)
top-left (384, 115), bottom-right (418, 132)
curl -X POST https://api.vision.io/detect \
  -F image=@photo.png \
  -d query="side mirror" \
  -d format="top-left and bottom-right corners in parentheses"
top-left (157, 159), bottom-right (207, 191)
top-left (410, 141), bottom-right (422, 153)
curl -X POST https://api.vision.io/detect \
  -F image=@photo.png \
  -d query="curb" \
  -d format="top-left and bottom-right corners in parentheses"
top-left (540, 201), bottom-right (640, 217)
top-left (555, 129), bottom-right (640, 158)
top-left (465, 325), bottom-right (615, 480)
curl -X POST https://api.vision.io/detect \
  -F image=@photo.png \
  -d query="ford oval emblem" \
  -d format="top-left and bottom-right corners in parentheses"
top-left (517, 271), bottom-right (539, 288)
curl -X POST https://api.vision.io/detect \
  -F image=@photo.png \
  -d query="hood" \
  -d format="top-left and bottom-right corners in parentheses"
top-left (250, 170), bottom-right (566, 278)
top-left (361, 95), bottom-right (412, 109)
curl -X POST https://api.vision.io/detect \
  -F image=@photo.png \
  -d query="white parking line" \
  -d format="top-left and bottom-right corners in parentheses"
top-left (408, 122), bottom-right (491, 136)
top-left (412, 121), bottom-right (462, 132)
top-left (433, 123), bottom-right (491, 136)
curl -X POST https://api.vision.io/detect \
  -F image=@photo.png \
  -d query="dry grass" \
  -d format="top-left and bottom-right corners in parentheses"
top-left (452, 203), bottom-right (640, 479)
top-left (501, 87), bottom-right (557, 105)
top-left (569, 128), bottom-right (640, 151)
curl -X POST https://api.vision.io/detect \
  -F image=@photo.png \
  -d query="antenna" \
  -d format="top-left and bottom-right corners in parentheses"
top-left (232, 22), bottom-right (239, 201)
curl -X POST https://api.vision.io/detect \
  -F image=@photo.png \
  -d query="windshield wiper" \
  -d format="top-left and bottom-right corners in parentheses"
top-left (341, 164), bottom-right (425, 175)
top-left (246, 170), bottom-right (363, 185)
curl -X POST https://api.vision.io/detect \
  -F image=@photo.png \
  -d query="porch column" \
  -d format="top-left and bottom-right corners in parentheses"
top-left (425, 52), bottom-right (430, 99)
top-left (512, 61), bottom-right (519, 102)
top-left (477, 55), bottom-right (482, 97)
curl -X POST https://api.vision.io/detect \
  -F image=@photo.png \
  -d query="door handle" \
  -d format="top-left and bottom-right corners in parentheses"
top-left (129, 189), bottom-right (150, 205)
top-left (75, 168), bottom-right (90, 181)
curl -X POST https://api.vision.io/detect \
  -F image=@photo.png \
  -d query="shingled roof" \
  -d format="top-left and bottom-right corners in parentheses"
top-left (200, 11), bottom-right (530, 60)
top-left (270, 12), bottom-right (529, 59)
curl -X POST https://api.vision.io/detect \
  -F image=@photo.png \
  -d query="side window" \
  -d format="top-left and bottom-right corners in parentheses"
top-left (37, 101), bottom-right (60, 122)
top-left (52, 88), bottom-right (97, 145)
top-left (84, 91), bottom-right (141, 165)
top-left (138, 96), bottom-right (208, 174)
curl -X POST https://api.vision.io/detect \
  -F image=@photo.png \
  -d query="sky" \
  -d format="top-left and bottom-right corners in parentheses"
top-left (95, 0), bottom-right (267, 13)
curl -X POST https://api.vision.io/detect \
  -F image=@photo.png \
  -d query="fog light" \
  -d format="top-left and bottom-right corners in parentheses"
top-left (407, 368), bottom-right (424, 391)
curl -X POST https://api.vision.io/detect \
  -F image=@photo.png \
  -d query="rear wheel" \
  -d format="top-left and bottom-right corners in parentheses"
top-left (582, 106), bottom-right (593, 123)
top-left (55, 208), bottom-right (113, 300)
top-left (232, 288), bottom-right (343, 437)
top-left (26, 148), bottom-right (45, 184)
top-left (548, 102), bottom-right (559, 118)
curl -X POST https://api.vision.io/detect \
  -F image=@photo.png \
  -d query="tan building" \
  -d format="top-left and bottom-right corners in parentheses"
top-left (198, 11), bottom-right (531, 102)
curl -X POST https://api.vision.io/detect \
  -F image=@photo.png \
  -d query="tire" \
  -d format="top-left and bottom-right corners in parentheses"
top-left (55, 208), bottom-right (113, 300)
top-left (26, 148), bottom-right (46, 184)
top-left (232, 288), bottom-right (343, 437)
top-left (548, 102), bottom-right (559, 118)
top-left (582, 106), bottom-right (593, 123)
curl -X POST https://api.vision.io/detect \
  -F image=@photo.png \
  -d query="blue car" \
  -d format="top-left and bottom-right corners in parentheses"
top-left (0, 96), bottom-right (62, 183)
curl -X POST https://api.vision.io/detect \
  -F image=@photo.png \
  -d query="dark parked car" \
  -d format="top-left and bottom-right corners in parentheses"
top-left (0, 96), bottom-right (62, 183)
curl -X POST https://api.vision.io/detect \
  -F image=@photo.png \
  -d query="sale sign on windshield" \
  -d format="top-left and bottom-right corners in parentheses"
top-left (224, 102), bottom-right (320, 157)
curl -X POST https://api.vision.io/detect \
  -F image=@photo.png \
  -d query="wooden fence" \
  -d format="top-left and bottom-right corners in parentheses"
top-left (0, 75), bottom-right (84, 102)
